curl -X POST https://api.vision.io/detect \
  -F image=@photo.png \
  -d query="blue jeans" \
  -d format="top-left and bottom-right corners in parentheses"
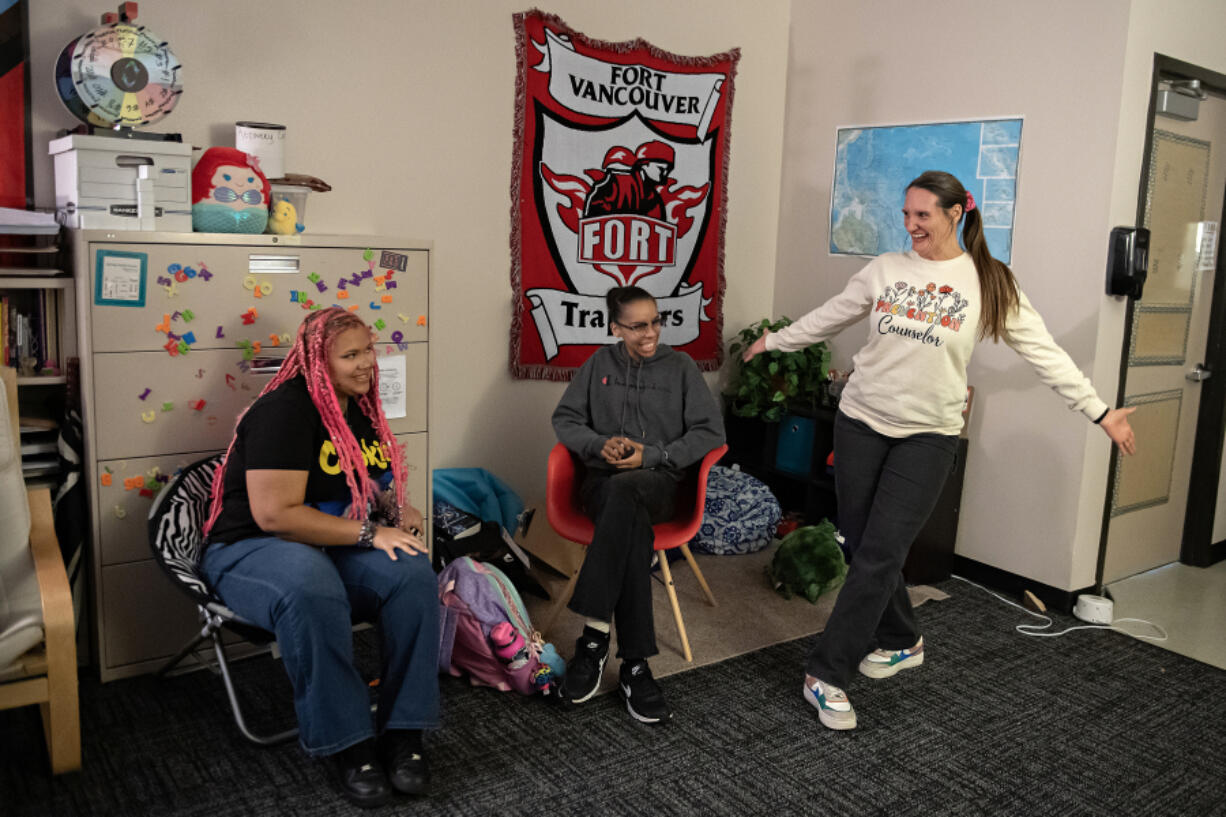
top-left (202, 537), bottom-right (440, 756)
top-left (805, 412), bottom-right (958, 688)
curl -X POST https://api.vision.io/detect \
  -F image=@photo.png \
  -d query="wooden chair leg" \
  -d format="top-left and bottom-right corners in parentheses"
top-left (41, 628), bottom-right (81, 774)
top-left (679, 544), bottom-right (718, 607)
top-left (541, 566), bottom-right (581, 637)
top-left (656, 556), bottom-right (692, 662)
top-left (40, 679), bottom-right (81, 774)
top-left (26, 486), bottom-right (81, 773)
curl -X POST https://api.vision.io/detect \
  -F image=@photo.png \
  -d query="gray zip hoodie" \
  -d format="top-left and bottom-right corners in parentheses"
top-left (552, 342), bottom-right (725, 476)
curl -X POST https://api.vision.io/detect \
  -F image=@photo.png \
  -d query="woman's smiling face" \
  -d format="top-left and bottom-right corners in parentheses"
top-left (902, 186), bottom-right (961, 261)
top-left (610, 297), bottom-right (662, 360)
top-left (327, 325), bottom-right (376, 399)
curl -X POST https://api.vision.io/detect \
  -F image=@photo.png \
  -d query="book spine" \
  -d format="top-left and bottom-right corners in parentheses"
top-left (36, 289), bottom-right (47, 369)
top-left (45, 289), bottom-right (58, 371)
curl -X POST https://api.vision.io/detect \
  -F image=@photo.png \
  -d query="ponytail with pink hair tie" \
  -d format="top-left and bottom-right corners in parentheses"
top-left (965, 191), bottom-right (976, 212)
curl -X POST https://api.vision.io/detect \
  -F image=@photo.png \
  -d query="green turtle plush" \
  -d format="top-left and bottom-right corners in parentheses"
top-left (767, 520), bottom-right (848, 603)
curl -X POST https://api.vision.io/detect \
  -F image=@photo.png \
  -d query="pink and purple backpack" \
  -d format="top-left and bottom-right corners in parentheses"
top-left (437, 556), bottom-right (560, 695)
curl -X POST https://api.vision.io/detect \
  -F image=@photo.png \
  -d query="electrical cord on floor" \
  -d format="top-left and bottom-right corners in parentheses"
top-left (950, 574), bottom-right (1168, 641)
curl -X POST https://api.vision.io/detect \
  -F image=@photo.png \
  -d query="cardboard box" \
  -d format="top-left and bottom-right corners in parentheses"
top-left (49, 134), bottom-right (193, 231)
top-left (515, 501), bottom-right (585, 578)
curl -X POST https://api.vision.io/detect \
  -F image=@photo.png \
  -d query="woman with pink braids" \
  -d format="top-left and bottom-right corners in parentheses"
top-left (202, 307), bottom-right (436, 809)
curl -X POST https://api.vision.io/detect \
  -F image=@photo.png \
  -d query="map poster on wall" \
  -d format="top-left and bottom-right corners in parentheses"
top-left (508, 10), bottom-right (738, 380)
top-left (830, 118), bottom-right (1023, 264)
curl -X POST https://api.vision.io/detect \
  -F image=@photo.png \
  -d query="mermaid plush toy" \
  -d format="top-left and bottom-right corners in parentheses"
top-left (191, 147), bottom-right (270, 233)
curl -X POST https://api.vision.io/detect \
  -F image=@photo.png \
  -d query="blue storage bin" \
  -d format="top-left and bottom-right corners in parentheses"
top-left (774, 414), bottom-right (815, 474)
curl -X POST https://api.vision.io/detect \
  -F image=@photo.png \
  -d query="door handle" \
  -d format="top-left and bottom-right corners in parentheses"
top-left (1187, 364), bottom-right (1212, 382)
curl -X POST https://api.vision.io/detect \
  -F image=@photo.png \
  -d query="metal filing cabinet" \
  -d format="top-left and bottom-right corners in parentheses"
top-left (70, 231), bottom-right (430, 681)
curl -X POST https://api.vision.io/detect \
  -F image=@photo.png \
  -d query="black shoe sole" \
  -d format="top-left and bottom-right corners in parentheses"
top-left (337, 784), bottom-right (394, 809)
top-left (389, 775), bottom-right (430, 797)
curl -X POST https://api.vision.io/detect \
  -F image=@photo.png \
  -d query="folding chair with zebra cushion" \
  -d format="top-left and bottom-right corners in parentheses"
top-left (147, 454), bottom-right (297, 746)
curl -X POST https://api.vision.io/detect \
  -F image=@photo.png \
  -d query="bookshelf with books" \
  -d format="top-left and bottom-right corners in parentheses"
top-left (0, 213), bottom-right (76, 488)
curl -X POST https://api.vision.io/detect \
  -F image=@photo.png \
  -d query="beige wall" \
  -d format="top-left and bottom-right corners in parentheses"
top-left (31, 1), bottom-right (788, 504)
top-left (776, 0), bottom-right (1131, 590)
top-left (36, 1), bottom-right (1224, 590)
top-left (1086, 0), bottom-right (1226, 578)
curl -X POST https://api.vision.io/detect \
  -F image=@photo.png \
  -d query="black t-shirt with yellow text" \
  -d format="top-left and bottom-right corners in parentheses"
top-left (206, 376), bottom-right (391, 545)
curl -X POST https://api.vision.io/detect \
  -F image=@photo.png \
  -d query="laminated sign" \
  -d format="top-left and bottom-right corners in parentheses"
top-left (509, 11), bottom-right (738, 379)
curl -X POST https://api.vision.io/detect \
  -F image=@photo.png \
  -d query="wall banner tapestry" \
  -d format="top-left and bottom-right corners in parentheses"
top-left (0, 0), bottom-right (31, 209)
top-left (509, 10), bottom-right (738, 380)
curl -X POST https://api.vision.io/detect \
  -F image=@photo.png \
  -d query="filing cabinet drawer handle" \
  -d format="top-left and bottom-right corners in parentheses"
top-left (249, 356), bottom-right (285, 375)
top-left (249, 254), bottom-right (301, 274)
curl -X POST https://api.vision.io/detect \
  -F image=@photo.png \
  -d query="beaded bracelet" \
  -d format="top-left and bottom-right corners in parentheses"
top-left (357, 518), bottom-right (377, 548)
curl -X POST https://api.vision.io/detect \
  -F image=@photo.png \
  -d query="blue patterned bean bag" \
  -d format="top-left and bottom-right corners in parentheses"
top-left (692, 465), bottom-right (781, 555)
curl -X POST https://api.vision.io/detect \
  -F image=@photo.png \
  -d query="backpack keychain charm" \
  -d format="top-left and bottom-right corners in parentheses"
top-left (490, 622), bottom-right (530, 669)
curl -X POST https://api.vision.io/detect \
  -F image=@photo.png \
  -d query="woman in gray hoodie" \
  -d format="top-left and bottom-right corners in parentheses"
top-left (551, 286), bottom-right (725, 724)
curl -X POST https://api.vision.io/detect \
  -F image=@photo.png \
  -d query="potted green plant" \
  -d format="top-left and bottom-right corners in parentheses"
top-left (727, 317), bottom-right (831, 423)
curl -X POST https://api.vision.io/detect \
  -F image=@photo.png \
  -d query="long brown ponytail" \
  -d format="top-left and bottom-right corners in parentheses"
top-left (907, 170), bottom-right (1019, 342)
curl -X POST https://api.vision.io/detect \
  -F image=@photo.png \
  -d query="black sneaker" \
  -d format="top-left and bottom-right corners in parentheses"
top-left (560, 626), bottom-right (610, 703)
top-left (619, 659), bottom-right (672, 724)
top-left (380, 729), bottom-right (429, 796)
top-left (330, 739), bottom-right (393, 808)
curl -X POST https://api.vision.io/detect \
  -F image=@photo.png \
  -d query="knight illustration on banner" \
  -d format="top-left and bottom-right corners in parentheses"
top-left (509, 11), bottom-right (739, 380)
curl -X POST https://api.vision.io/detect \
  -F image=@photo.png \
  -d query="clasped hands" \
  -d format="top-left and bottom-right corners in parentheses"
top-left (601, 435), bottom-right (644, 469)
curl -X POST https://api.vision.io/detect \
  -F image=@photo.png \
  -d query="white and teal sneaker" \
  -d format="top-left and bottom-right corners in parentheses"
top-left (802, 676), bottom-right (856, 730)
top-left (858, 637), bottom-right (924, 679)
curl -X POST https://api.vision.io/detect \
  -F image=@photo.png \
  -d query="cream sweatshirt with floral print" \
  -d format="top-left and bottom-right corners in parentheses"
top-left (765, 251), bottom-right (1109, 438)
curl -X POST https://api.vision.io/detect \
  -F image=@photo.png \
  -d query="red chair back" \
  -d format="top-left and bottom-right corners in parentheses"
top-left (545, 443), bottom-right (728, 550)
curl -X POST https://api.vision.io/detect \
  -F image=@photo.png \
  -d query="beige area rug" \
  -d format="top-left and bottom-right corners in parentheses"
top-left (520, 543), bottom-right (948, 696)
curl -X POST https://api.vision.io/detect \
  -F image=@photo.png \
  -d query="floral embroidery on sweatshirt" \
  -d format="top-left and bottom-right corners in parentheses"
top-left (873, 280), bottom-right (971, 347)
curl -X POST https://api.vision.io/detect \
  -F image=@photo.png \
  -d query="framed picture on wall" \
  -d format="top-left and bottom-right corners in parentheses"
top-left (0, 0), bottom-right (31, 210)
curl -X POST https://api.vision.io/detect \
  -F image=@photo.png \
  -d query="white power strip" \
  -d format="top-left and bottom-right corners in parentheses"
top-left (1073, 594), bottom-right (1114, 625)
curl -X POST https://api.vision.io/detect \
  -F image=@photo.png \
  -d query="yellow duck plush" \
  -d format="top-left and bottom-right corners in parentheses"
top-left (267, 198), bottom-right (304, 235)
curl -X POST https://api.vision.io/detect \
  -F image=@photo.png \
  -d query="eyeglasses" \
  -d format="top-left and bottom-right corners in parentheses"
top-left (616, 316), bottom-right (664, 334)
top-left (213, 187), bottom-right (264, 205)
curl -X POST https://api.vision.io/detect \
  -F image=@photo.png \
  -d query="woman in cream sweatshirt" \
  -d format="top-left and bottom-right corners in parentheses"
top-left (742, 170), bottom-right (1136, 731)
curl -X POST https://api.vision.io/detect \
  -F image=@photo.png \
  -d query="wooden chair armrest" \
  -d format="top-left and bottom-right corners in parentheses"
top-left (26, 487), bottom-right (76, 645)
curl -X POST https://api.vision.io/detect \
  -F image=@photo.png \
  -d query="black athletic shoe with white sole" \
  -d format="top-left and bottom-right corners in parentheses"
top-left (561, 626), bottom-right (610, 704)
top-left (619, 659), bottom-right (671, 724)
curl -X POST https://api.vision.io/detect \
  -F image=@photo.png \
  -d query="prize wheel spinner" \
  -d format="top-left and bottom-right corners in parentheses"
top-left (55, 19), bottom-right (182, 129)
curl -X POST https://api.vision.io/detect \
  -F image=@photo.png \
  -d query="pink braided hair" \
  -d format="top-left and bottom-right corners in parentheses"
top-left (202, 307), bottom-right (408, 536)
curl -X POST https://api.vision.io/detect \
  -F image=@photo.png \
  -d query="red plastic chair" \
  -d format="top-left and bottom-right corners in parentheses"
top-left (541, 442), bottom-right (728, 662)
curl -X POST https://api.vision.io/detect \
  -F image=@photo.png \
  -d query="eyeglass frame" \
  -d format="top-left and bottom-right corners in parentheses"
top-left (613, 315), bottom-right (665, 334)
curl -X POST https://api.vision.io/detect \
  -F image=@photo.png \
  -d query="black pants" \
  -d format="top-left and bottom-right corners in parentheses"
top-left (567, 468), bottom-right (679, 660)
top-left (806, 412), bottom-right (958, 688)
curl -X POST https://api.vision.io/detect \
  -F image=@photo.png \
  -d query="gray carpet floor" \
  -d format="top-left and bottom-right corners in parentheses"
top-left (3, 580), bottom-right (1224, 816)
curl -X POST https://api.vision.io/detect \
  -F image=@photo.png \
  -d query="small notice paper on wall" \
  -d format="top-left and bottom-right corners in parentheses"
top-left (379, 354), bottom-right (407, 419)
top-left (101, 254), bottom-right (143, 301)
top-left (1197, 221), bottom-right (1219, 273)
